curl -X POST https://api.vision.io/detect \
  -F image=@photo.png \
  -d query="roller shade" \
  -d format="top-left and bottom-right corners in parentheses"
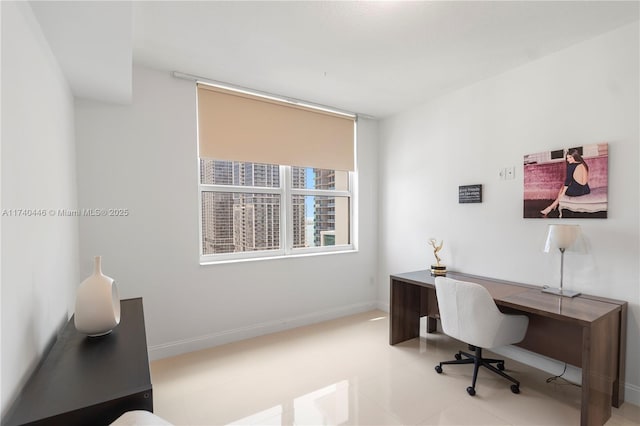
top-left (197, 84), bottom-right (355, 171)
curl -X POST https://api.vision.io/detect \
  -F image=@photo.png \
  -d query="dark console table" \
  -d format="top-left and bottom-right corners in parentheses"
top-left (4, 298), bottom-right (152, 426)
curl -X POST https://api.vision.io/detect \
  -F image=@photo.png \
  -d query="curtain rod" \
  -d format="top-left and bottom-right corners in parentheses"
top-left (172, 71), bottom-right (368, 120)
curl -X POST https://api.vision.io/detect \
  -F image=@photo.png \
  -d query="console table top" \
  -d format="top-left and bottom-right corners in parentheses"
top-left (4, 298), bottom-right (151, 426)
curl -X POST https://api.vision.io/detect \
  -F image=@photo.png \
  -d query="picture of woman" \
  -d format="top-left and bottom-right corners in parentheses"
top-left (523, 143), bottom-right (607, 219)
top-left (540, 149), bottom-right (590, 216)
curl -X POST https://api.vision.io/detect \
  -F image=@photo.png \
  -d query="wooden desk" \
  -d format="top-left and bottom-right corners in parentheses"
top-left (3, 298), bottom-right (153, 426)
top-left (390, 271), bottom-right (627, 426)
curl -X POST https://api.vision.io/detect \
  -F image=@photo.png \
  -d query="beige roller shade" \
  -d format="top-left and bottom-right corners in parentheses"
top-left (197, 84), bottom-right (355, 171)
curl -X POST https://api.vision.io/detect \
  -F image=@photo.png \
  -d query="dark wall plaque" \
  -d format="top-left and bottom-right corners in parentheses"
top-left (459, 184), bottom-right (482, 203)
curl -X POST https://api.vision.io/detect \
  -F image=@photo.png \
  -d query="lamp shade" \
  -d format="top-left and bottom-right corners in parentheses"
top-left (543, 224), bottom-right (582, 252)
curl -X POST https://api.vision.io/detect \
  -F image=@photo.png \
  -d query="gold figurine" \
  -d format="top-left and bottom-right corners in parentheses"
top-left (428, 238), bottom-right (447, 276)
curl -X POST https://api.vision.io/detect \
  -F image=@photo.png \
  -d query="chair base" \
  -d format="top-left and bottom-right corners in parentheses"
top-left (435, 346), bottom-right (521, 395)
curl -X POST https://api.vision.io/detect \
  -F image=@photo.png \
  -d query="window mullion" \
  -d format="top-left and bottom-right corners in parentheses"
top-left (282, 166), bottom-right (292, 254)
top-left (349, 170), bottom-right (355, 250)
top-left (290, 188), bottom-right (351, 197)
top-left (200, 183), bottom-right (283, 195)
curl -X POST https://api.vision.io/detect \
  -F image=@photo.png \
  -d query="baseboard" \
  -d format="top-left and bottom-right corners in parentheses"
top-left (376, 301), bottom-right (389, 312)
top-left (624, 383), bottom-right (640, 407)
top-left (148, 301), bottom-right (377, 361)
top-left (492, 345), bottom-right (640, 407)
top-left (492, 345), bottom-right (581, 384)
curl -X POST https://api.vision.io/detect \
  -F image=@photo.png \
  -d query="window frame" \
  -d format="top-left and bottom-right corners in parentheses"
top-left (199, 163), bottom-right (355, 264)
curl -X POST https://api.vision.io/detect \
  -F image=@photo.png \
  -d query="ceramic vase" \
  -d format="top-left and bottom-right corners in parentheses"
top-left (74, 256), bottom-right (121, 337)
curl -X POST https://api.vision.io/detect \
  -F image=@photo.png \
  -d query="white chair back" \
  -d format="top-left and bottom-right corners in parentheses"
top-left (435, 277), bottom-right (529, 349)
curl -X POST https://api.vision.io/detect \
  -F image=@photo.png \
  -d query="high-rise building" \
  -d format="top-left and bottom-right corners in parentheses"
top-left (201, 160), bottom-right (287, 254)
top-left (201, 160), bottom-right (234, 254)
top-left (292, 167), bottom-right (307, 248)
top-left (231, 163), bottom-right (280, 252)
top-left (314, 169), bottom-right (335, 246)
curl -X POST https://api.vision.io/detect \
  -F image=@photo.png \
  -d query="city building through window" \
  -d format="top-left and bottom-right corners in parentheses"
top-left (197, 83), bottom-right (356, 262)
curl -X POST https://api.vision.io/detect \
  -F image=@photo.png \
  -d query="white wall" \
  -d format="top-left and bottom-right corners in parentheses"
top-left (0, 2), bottom-right (78, 416)
top-left (74, 65), bottom-right (379, 360)
top-left (378, 22), bottom-right (639, 404)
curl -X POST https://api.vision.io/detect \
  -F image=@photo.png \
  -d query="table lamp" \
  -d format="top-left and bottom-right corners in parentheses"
top-left (542, 224), bottom-right (584, 298)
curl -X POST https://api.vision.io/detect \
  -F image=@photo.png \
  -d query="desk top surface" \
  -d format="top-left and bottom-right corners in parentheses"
top-left (391, 270), bottom-right (626, 325)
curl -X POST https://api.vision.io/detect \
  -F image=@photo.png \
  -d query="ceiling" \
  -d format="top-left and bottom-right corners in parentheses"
top-left (30, 1), bottom-right (132, 104)
top-left (30, 1), bottom-right (639, 118)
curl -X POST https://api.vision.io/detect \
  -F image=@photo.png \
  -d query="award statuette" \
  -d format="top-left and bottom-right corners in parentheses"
top-left (428, 239), bottom-right (447, 276)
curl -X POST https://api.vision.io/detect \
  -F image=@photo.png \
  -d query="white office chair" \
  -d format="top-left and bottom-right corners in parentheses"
top-left (434, 277), bottom-right (529, 396)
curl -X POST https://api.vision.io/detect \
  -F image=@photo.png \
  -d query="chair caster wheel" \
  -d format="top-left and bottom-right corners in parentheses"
top-left (497, 362), bottom-right (505, 371)
top-left (511, 385), bottom-right (520, 394)
top-left (454, 353), bottom-right (462, 360)
top-left (466, 386), bottom-right (476, 396)
top-left (435, 365), bottom-right (443, 374)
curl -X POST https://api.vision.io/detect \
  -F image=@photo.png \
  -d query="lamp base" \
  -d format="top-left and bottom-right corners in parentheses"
top-left (541, 287), bottom-right (581, 298)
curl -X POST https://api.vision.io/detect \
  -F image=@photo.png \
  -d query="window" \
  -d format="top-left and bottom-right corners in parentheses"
top-left (200, 160), bottom-right (281, 257)
top-left (290, 167), bottom-right (351, 249)
top-left (196, 82), bottom-right (356, 263)
top-left (199, 161), bottom-right (353, 261)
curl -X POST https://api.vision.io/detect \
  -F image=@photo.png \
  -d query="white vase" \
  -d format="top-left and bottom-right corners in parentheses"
top-left (74, 256), bottom-right (121, 337)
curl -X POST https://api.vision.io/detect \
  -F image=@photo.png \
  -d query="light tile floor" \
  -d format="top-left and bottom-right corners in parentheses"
top-left (150, 310), bottom-right (639, 426)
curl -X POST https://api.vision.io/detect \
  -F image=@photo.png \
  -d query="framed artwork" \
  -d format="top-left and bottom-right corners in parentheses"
top-left (523, 143), bottom-right (608, 219)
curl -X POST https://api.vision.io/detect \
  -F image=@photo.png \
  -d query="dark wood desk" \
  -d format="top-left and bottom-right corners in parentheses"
top-left (3, 298), bottom-right (153, 426)
top-left (390, 271), bottom-right (627, 426)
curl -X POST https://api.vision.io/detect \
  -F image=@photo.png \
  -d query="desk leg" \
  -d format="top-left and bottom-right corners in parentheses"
top-left (389, 278), bottom-right (421, 345)
top-left (426, 317), bottom-right (437, 333)
top-left (422, 287), bottom-right (439, 333)
top-left (581, 312), bottom-right (618, 426)
top-left (613, 304), bottom-right (627, 407)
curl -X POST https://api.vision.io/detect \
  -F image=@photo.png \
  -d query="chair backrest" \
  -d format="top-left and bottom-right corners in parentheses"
top-left (435, 276), bottom-right (527, 349)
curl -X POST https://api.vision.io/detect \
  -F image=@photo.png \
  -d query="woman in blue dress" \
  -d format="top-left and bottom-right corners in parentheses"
top-left (541, 149), bottom-right (590, 216)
